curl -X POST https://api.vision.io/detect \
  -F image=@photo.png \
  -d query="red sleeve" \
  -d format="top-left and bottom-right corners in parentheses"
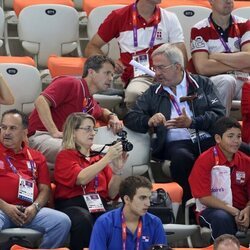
top-left (42, 76), bottom-right (80, 108)
top-left (54, 150), bottom-right (82, 188)
top-left (98, 10), bottom-right (121, 43)
top-left (189, 150), bottom-right (214, 198)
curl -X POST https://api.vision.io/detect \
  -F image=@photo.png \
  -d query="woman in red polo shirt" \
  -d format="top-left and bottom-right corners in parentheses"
top-left (54, 112), bottom-right (127, 250)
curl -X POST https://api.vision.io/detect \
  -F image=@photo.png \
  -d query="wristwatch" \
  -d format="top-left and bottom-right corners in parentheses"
top-left (33, 202), bottom-right (41, 212)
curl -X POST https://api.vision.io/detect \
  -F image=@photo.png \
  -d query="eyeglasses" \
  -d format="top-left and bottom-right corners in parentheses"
top-left (153, 64), bottom-right (174, 72)
top-left (76, 127), bottom-right (98, 133)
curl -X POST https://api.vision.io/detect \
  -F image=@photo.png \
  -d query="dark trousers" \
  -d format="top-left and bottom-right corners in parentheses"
top-left (163, 137), bottom-right (215, 204)
top-left (55, 196), bottom-right (108, 250)
top-left (199, 208), bottom-right (237, 240)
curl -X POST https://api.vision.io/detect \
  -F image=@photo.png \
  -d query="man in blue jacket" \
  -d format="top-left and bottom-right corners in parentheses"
top-left (124, 43), bottom-right (226, 203)
top-left (89, 176), bottom-right (166, 250)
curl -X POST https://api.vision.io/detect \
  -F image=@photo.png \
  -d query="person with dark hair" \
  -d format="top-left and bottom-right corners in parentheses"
top-left (54, 112), bottom-right (127, 250)
top-left (124, 43), bottom-right (225, 203)
top-left (214, 234), bottom-right (240, 250)
top-left (28, 55), bottom-right (123, 172)
top-left (0, 109), bottom-right (71, 248)
top-left (189, 117), bottom-right (250, 240)
top-left (89, 176), bottom-right (166, 250)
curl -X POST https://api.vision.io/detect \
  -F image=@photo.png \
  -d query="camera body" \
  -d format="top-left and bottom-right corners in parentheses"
top-left (111, 130), bottom-right (133, 152)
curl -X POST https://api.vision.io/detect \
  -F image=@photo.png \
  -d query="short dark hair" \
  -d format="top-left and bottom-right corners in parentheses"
top-left (119, 176), bottom-right (152, 203)
top-left (212, 117), bottom-right (241, 137)
top-left (214, 234), bottom-right (240, 250)
top-left (82, 55), bottom-right (115, 77)
top-left (1, 109), bottom-right (28, 128)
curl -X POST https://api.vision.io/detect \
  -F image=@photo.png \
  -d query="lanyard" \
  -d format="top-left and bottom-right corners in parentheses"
top-left (82, 97), bottom-right (93, 113)
top-left (82, 175), bottom-right (99, 194)
top-left (213, 147), bottom-right (220, 165)
top-left (132, 2), bottom-right (160, 49)
top-left (169, 94), bottom-right (182, 116)
top-left (6, 149), bottom-right (36, 180)
top-left (208, 16), bottom-right (241, 53)
top-left (121, 211), bottom-right (142, 250)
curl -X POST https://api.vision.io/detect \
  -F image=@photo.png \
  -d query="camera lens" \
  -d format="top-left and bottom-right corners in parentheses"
top-left (123, 141), bottom-right (133, 152)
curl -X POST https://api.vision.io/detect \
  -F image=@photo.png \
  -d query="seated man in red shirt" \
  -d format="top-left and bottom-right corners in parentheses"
top-left (189, 117), bottom-right (250, 240)
top-left (28, 55), bottom-right (123, 173)
top-left (0, 109), bottom-right (71, 248)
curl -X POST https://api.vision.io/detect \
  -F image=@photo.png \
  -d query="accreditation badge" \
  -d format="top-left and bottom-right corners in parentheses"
top-left (132, 53), bottom-right (150, 77)
top-left (235, 171), bottom-right (246, 184)
top-left (18, 177), bottom-right (34, 203)
top-left (83, 193), bottom-right (106, 213)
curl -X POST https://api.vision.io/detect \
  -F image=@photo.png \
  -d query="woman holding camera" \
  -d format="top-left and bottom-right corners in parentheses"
top-left (54, 112), bottom-right (127, 250)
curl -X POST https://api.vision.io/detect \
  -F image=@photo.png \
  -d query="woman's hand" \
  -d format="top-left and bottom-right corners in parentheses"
top-left (111, 151), bottom-right (129, 175)
top-left (105, 142), bottom-right (123, 163)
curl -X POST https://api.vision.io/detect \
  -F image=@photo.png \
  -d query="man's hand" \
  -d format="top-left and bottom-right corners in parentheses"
top-left (235, 206), bottom-right (250, 232)
top-left (148, 113), bottom-right (167, 127)
top-left (165, 108), bottom-right (192, 129)
top-left (23, 205), bottom-right (37, 225)
top-left (51, 130), bottom-right (63, 138)
top-left (114, 60), bottom-right (125, 75)
top-left (3, 204), bottom-right (26, 226)
top-left (107, 115), bottom-right (124, 134)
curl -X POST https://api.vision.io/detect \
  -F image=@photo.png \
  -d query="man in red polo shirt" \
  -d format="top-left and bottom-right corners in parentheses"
top-left (0, 109), bottom-right (71, 248)
top-left (28, 55), bottom-right (123, 173)
top-left (189, 117), bottom-right (250, 240)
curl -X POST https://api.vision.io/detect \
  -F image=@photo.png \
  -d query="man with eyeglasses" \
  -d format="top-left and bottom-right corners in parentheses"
top-left (85, 0), bottom-right (188, 109)
top-left (28, 55), bottom-right (124, 176)
top-left (124, 43), bottom-right (225, 203)
top-left (0, 109), bottom-right (71, 248)
top-left (190, 0), bottom-right (250, 116)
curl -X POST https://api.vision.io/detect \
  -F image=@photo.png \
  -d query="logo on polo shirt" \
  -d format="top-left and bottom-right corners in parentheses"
top-left (236, 171), bottom-right (246, 184)
top-left (142, 235), bottom-right (150, 242)
top-left (192, 36), bottom-right (206, 49)
top-left (156, 30), bottom-right (162, 40)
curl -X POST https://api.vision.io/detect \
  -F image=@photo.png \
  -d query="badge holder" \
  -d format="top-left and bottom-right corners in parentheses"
top-left (83, 193), bottom-right (106, 213)
top-left (18, 176), bottom-right (34, 203)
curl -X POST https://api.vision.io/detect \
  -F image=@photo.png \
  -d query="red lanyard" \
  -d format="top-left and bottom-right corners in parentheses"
top-left (132, 2), bottom-right (160, 48)
top-left (208, 16), bottom-right (241, 53)
top-left (121, 212), bottom-right (142, 250)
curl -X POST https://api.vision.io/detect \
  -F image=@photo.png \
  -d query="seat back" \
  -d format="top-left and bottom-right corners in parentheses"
top-left (232, 7), bottom-right (250, 19)
top-left (0, 228), bottom-right (43, 249)
top-left (93, 126), bottom-right (151, 177)
top-left (87, 5), bottom-right (125, 60)
top-left (0, 7), bottom-right (4, 48)
top-left (165, 5), bottom-right (211, 58)
top-left (0, 63), bottom-right (41, 117)
top-left (18, 4), bottom-right (79, 68)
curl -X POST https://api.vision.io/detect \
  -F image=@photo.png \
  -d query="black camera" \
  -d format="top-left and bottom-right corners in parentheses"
top-left (111, 130), bottom-right (133, 152)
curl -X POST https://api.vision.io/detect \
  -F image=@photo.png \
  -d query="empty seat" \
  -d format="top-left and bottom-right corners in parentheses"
top-left (232, 7), bottom-right (250, 19)
top-left (0, 63), bottom-right (42, 117)
top-left (17, 4), bottom-right (80, 69)
top-left (165, 5), bottom-right (211, 58)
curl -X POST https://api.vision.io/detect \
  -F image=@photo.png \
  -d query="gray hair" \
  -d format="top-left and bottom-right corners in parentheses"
top-left (152, 43), bottom-right (184, 68)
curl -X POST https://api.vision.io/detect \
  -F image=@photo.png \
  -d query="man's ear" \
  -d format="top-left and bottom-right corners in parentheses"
top-left (123, 195), bottom-right (130, 204)
top-left (214, 134), bottom-right (222, 144)
top-left (88, 68), bottom-right (95, 77)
